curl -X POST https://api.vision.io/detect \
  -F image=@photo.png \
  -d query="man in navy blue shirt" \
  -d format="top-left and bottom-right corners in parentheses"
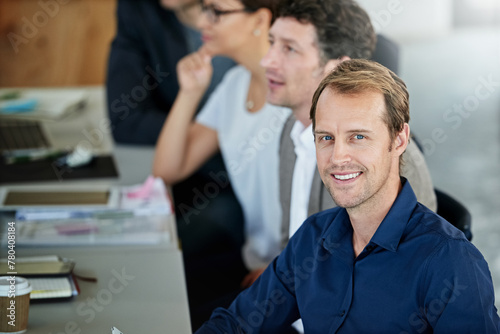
top-left (195, 59), bottom-right (500, 333)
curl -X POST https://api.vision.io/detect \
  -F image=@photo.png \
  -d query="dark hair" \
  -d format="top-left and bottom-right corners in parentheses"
top-left (276, 0), bottom-right (376, 62)
top-left (240, 0), bottom-right (281, 23)
top-left (310, 59), bottom-right (410, 164)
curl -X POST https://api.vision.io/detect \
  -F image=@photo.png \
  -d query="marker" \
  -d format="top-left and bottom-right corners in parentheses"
top-left (3, 148), bottom-right (67, 164)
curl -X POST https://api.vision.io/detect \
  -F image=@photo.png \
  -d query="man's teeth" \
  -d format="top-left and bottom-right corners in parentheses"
top-left (334, 172), bottom-right (360, 180)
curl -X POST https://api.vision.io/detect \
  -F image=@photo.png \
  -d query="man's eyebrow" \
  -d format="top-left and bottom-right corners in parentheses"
top-left (273, 36), bottom-right (302, 49)
top-left (346, 129), bottom-right (373, 134)
top-left (313, 129), bottom-right (331, 136)
top-left (313, 129), bottom-right (374, 135)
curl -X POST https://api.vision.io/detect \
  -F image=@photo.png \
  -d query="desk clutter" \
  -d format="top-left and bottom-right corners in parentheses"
top-left (0, 87), bottom-right (118, 184)
top-left (1, 176), bottom-right (175, 247)
top-left (0, 89), bottom-right (88, 120)
top-left (0, 152), bottom-right (119, 184)
top-left (0, 87), bottom-right (192, 333)
top-left (0, 256), bottom-right (79, 301)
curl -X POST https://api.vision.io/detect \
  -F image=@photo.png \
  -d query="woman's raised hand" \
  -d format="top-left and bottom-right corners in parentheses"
top-left (176, 46), bottom-right (213, 96)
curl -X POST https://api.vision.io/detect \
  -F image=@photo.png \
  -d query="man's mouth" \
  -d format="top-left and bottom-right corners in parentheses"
top-left (265, 73), bottom-right (285, 87)
top-left (332, 172), bottom-right (361, 181)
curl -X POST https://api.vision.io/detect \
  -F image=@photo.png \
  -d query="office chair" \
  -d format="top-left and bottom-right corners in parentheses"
top-left (435, 188), bottom-right (473, 241)
top-left (407, 135), bottom-right (473, 240)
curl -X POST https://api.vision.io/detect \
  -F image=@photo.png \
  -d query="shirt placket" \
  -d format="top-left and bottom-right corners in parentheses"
top-left (330, 243), bottom-right (377, 333)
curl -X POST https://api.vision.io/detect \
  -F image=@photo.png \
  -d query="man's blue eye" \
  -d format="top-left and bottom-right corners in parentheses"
top-left (354, 134), bottom-right (365, 140)
top-left (323, 136), bottom-right (332, 141)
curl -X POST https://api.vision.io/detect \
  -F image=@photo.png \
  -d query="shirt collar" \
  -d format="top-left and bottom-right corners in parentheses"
top-left (320, 178), bottom-right (418, 254)
top-left (370, 178), bottom-right (417, 252)
top-left (290, 120), bottom-right (315, 154)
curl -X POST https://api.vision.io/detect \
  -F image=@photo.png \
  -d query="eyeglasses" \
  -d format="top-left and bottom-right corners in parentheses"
top-left (201, 3), bottom-right (253, 23)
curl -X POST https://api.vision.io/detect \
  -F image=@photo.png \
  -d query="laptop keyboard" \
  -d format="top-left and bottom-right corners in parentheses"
top-left (0, 119), bottom-right (50, 152)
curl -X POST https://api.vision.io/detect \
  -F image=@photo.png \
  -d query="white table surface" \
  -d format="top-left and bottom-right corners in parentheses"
top-left (0, 86), bottom-right (192, 334)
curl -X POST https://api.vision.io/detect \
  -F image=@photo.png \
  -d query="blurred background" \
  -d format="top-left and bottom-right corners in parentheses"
top-left (1, 0), bottom-right (499, 309)
top-left (358, 0), bottom-right (500, 309)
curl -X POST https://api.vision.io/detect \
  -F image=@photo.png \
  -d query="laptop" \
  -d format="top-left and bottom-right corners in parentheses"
top-left (0, 88), bottom-right (118, 184)
top-left (0, 88), bottom-right (113, 154)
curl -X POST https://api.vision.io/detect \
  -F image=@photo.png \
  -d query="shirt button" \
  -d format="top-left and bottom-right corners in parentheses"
top-left (340, 310), bottom-right (345, 317)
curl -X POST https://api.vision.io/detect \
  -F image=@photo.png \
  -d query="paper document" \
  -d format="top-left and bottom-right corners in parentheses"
top-left (5, 177), bottom-right (175, 247)
top-left (0, 88), bottom-right (88, 120)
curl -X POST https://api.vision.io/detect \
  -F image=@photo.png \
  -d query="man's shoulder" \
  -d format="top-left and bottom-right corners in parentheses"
top-left (407, 203), bottom-right (482, 260)
top-left (411, 203), bottom-right (467, 241)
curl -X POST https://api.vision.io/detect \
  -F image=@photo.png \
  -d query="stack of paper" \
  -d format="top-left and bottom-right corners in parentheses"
top-left (5, 177), bottom-right (176, 247)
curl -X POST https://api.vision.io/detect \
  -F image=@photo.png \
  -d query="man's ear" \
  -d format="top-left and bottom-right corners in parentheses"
top-left (394, 123), bottom-right (410, 156)
top-left (323, 56), bottom-right (351, 76)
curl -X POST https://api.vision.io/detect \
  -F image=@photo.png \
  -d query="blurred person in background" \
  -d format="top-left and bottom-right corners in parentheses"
top-left (106, 0), bottom-right (244, 330)
top-left (152, 0), bottom-right (291, 329)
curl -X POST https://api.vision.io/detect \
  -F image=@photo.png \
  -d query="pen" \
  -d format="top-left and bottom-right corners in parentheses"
top-left (3, 148), bottom-right (67, 164)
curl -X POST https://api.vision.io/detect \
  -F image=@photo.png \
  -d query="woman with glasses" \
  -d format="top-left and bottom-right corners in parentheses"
top-left (153, 0), bottom-right (290, 327)
top-left (107, 0), bottom-right (249, 330)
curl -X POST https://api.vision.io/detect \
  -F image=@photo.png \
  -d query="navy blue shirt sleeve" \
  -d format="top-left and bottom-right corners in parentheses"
top-left (195, 189), bottom-right (500, 333)
top-left (420, 238), bottom-right (500, 333)
top-left (196, 245), bottom-right (301, 333)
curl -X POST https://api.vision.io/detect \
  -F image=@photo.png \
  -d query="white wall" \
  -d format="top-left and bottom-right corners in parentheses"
top-left (357, 0), bottom-right (454, 42)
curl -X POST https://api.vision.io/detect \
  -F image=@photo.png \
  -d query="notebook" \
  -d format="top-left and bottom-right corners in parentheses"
top-left (0, 255), bottom-right (79, 301)
top-left (29, 276), bottom-right (79, 300)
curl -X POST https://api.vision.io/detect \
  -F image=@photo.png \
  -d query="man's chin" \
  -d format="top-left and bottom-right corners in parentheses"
top-left (267, 97), bottom-right (291, 109)
top-left (328, 188), bottom-right (363, 209)
top-left (267, 100), bottom-right (282, 107)
top-left (332, 198), bottom-right (358, 209)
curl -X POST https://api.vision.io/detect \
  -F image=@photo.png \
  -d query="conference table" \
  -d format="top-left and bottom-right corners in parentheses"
top-left (0, 87), bottom-right (192, 333)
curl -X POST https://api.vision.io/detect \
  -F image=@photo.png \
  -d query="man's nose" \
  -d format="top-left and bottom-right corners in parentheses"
top-left (330, 141), bottom-right (351, 165)
top-left (260, 45), bottom-right (278, 69)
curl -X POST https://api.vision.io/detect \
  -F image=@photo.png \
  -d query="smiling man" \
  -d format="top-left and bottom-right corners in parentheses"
top-left (260, 0), bottom-right (437, 255)
top-left (195, 59), bottom-right (500, 334)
